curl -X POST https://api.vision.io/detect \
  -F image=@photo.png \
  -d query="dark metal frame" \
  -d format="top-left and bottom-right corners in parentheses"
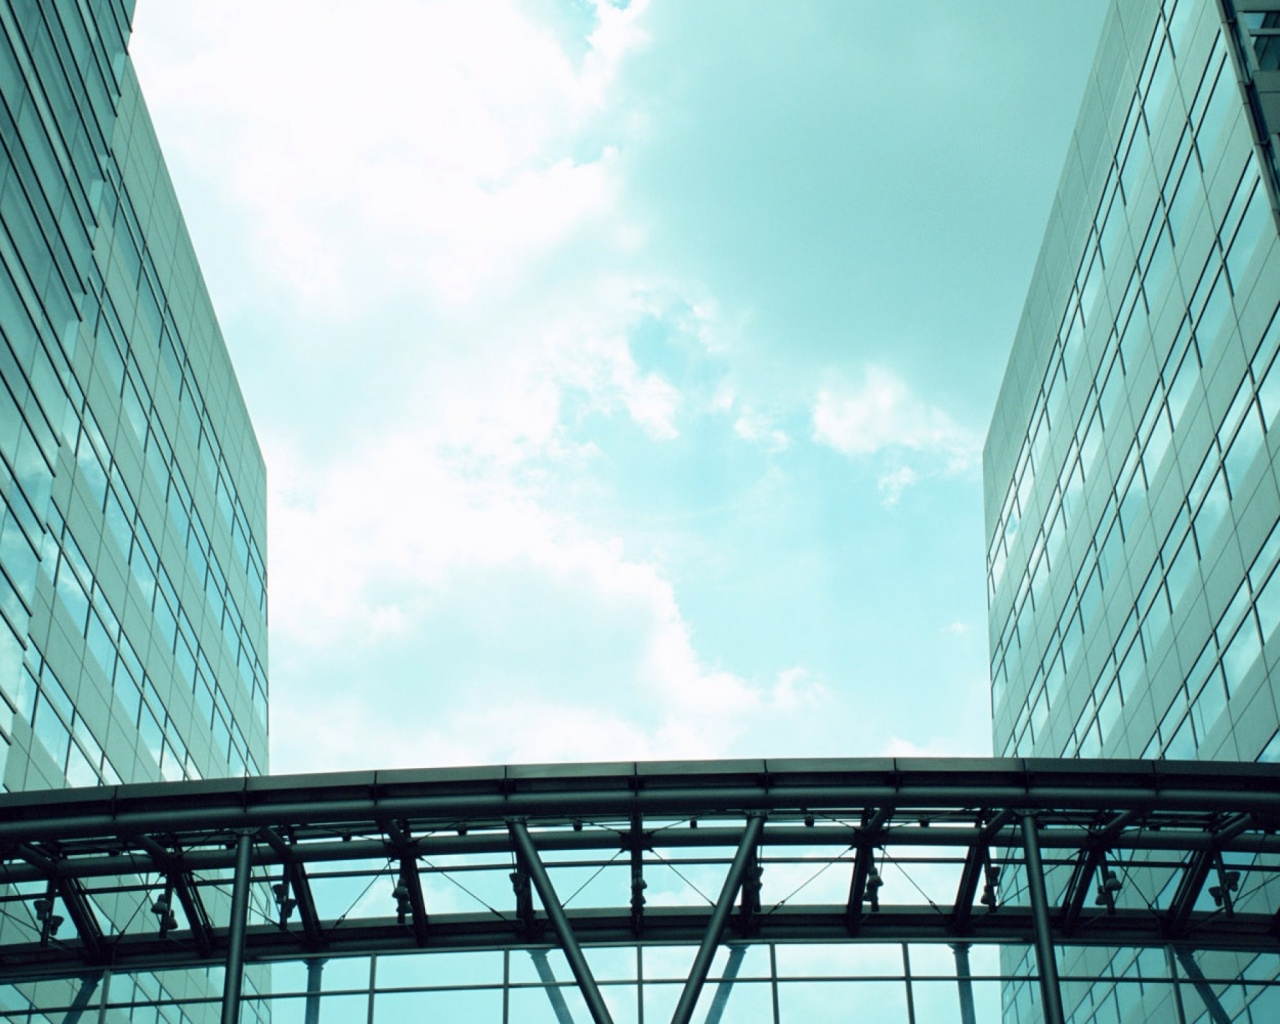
top-left (1, 757), bottom-right (1278, 1024)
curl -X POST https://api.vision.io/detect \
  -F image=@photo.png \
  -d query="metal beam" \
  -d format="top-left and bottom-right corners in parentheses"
top-left (528, 949), bottom-right (576, 1024)
top-left (304, 959), bottom-right (324, 1024)
top-left (1214, 812), bottom-right (1253, 844)
top-left (0, 822), bottom-right (1274, 892)
top-left (950, 842), bottom-right (987, 933)
top-left (703, 945), bottom-right (746, 1024)
top-left (15, 843), bottom-right (55, 874)
top-left (902, 943), bottom-right (917, 1024)
top-left (1173, 947), bottom-right (1233, 1024)
top-left (951, 943), bottom-right (977, 1024)
top-left (398, 857), bottom-right (429, 946)
top-left (1060, 847), bottom-right (1105, 934)
top-left (54, 876), bottom-right (107, 962)
top-left (61, 973), bottom-right (100, 1024)
top-left (135, 834), bottom-right (214, 957)
top-left (845, 843), bottom-right (874, 935)
top-left (261, 827), bottom-right (324, 951)
top-left (738, 842), bottom-right (762, 937)
top-left (1021, 814), bottom-right (1065, 1024)
top-left (288, 861), bottom-right (324, 951)
top-left (978, 808), bottom-right (1016, 843)
top-left (1098, 808), bottom-right (1139, 842)
top-left (0, 900), bottom-right (1278, 982)
top-left (95, 970), bottom-right (111, 1024)
top-left (221, 831), bottom-right (254, 1024)
top-left (173, 871), bottom-right (214, 958)
top-left (509, 820), bottom-right (615, 1024)
top-left (7, 758), bottom-right (1280, 847)
top-left (629, 811), bottom-right (646, 938)
top-left (670, 813), bottom-right (766, 1024)
top-left (381, 819), bottom-right (427, 943)
top-left (1167, 849), bottom-right (1215, 937)
top-left (511, 862), bottom-right (537, 939)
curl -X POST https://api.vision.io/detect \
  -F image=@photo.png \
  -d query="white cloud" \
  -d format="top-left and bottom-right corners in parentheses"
top-left (732, 410), bottom-right (789, 452)
top-left (131, 0), bottom-right (651, 312)
top-left (879, 736), bottom-right (962, 758)
top-left (812, 366), bottom-right (979, 466)
top-left (769, 667), bottom-right (825, 711)
top-left (264, 361), bottom-right (821, 770)
top-left (876, 465), bottom-right (917, 506)
top-left (129, 3), bottom-right (1001, 780)
top-left (811, 366), bottom-right (980, 502)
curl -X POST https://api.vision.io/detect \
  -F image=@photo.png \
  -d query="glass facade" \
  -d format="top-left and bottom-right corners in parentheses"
top-left (986, 0), bottom-right (1280, 767)
top-left (985, 0), bottom-right (1280, 1019)
top-left (0, 0), bottom-right (267, 1019)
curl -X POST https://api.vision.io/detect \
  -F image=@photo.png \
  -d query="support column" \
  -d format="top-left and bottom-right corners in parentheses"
top-left (529, 949), bottom-right (576, 1024)
top-left (509, 821), bottom-right (615, 1024)
top-left (504, 949), bottom-right (511, 1024)
top-left (670, 813), bottom-right (766, 1024)
top-left (951, 943), bottom-right (977, 1024)
top-left (221, 830), bottom-right (254, 1024)
top-left (902, 944), bottom-right (916, 1024)
top-left (304, 959), bottom-right (325, 1024)
top-left (1020, 814), bottom-right (1064, 1024)
top-left (769, 944), bottom-right (780, 1024)
top-left (1174, 947), bottom-right (1233, 1024)
top-left (703, 945), bottom-right (746, 1024)
top-left (637, 945), bottom-right (645, 1024)
top-left (95, 970), bottom-right (111, 1024)
top-left (63, 974), bottom-right (100, 1024)
top-left (1165, 946), bottom-right (1189, 1024)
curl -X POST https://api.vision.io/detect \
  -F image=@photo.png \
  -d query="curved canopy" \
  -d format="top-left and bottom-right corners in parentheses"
top-left (2, 757), bottom-right (1278, 1024)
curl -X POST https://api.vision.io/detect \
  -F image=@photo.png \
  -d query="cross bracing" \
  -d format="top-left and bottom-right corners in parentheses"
top-left (0, 757), bottom-right (1278, 1024)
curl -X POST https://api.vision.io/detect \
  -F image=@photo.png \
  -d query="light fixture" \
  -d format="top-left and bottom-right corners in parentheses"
top-left (34, 896), bottom-right (63, 941)
top-left (392, 878), bottom-right (411, 924)
top-left (981, 865), bottom-right (1000, 908)
top-left (272, 882), bottom-right (296, 926)
top-left (151, 896), bottom-right (177, 934)
top-left (1094, 868), bottom-right (1122, 913)
top-left (1210, 868), bottom-right (1240, 909)
top-left (865, 866), bottom-right (883, 912)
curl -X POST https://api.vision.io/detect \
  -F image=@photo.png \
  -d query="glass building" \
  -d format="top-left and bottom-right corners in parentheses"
top-left (985, 0), bottom-right (1280, 1019)
top-left (985, 0), bottom-right (1280, 765)
top-left (0, 0), bottom-right (268, 1018)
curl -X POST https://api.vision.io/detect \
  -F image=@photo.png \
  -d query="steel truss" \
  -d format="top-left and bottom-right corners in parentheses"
top-left (0, 757), bottom-right (1278, 1024)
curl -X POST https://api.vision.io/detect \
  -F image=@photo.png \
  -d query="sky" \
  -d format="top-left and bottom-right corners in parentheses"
top-left (128, 0), bottom-right (1110, 775)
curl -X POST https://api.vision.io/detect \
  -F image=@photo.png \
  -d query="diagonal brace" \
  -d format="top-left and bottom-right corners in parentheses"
top-left (1166, 848), bottom-right (1214, 937)
top-left (629, 811), bottom-right (647, 938)
top-left (1021, 814), bottom-right (1065, 1024)
top-left (173, 872), bottom-right (214, 958)
top-left (55, 876), bottom-right (107, 962)
top-left (509, 820), bottom-right (615, 1024)
top-left (15, 847), bottom-right (106, 959)
top-left (1060, 846), bottom-right (1106, 934)
top-left (951, 843), bottom-right (988, 933)
top-left (136, 835), bottom-right (213, 957)
top-left (845, 843), bottom-right (874, 934)
top-left (287, 861), bottom-right (324, 951)
top-left (261, 828), bottom-right (324, 951)
top-left (398, 857), bottom-right (429, 946)
top-left (381, 820), bottom-right (429, 945)
top-left (670, 813), bottom-right (766, 1024)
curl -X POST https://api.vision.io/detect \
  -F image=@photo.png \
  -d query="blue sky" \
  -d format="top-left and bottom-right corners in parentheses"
top-left (130, 1), bottom-right (1109, 772)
